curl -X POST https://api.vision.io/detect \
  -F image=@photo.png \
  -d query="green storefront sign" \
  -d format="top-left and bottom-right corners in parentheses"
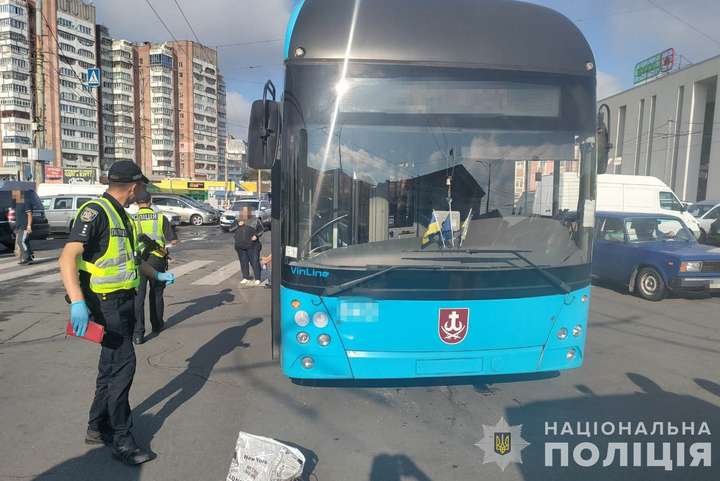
top-left (633, 48), bottom-right (675, 84)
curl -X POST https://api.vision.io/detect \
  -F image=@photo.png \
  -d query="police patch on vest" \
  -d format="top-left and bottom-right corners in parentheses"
top-left (110, 228), bottom-right (129, 237)
top-left (79, 207), bottom-right (99, 223)
top-left (137, 213), bottom-right (158, 220)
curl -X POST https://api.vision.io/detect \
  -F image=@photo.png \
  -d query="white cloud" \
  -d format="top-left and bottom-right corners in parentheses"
top-left (225, 90), bottom-right (253, 139)
top-left (597, 71), bottom-right (624, 100)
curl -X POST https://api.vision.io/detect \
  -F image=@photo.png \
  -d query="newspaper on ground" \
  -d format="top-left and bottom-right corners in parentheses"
top-left (226, 431), bottom-right (305, 481)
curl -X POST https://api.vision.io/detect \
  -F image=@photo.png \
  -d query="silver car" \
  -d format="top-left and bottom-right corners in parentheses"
top-left (151, 195), bottom-right (219, 226)
top-left (220, 199), bottom-right (271, 231)
top-left (41, 194), bottom-right (98, 234)
top-left (42, 195), bottom-right (182, 234)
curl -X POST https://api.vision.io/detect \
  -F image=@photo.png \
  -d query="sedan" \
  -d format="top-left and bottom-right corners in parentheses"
top-left (593, 212), bottom-right (720, 301)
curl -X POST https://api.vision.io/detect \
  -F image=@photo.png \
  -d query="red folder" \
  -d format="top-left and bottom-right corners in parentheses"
top-left (66, 321), bottom-right (105, 344)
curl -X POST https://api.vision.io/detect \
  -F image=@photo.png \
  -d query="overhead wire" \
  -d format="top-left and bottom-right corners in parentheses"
top-left (172, 0), bottom-right (201, 43)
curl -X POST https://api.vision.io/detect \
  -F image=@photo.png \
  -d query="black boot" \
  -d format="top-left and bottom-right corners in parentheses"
top-left (133, 334), bottom-right (144, 345)
top-left (112, 436), bottom-right (155, 466)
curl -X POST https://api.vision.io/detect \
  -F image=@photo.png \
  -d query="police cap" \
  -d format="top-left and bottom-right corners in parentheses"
top-left (108, 161), bottom-right (149, 184)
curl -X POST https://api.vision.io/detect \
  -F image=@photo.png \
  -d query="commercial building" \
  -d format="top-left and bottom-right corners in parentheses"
top-left (0, 0), bottom-right (35, 175)
top-left (42, 0), bottom-right (99, 174)
top-left (600, 53), bottom-right (720, 202)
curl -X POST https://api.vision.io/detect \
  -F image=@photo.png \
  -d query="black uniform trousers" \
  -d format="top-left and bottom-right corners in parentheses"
top-left (134, 255), bottom-right (167, 337)
top-left (83, 284), bottom-right (137, 445)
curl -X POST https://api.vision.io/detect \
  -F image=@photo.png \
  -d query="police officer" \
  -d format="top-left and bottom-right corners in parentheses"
top-left (133, 191), bottom-right (177, 345)
top-left (58, 161), bottom-right (176, 466)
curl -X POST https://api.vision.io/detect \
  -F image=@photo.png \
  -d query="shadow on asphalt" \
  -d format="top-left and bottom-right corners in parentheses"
top-left (293, 371), bottom-right (559, 389)
top-left (505, 373), bottom-right (720, 481)
top-left (369, 454), bottom-right (433, 481)
top-left (164, 288), bottom-right (235, 329)
top-left (29, 317), bottom-right (263, 481)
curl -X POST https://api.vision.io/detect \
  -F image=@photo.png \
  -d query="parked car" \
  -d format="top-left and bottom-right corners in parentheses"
top-left (40, 194), bottom-right (98, 235)
top-left (220, 199), bottom-right (271, 231)
top-left (593, 211), bottom-right (720, 301)
top-left (687, 200), bottom-right (720, 242)
top-left (42, 195), bottom-right (182, 234)
top-left (151, 194), bottom-right (219, 226)
top-left (1, 182), bottom-right (49, 250)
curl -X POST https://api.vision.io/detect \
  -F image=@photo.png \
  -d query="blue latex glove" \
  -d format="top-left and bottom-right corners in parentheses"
top-left (156, 271), bottom-right (176, 286)
top-left (70, 300), bottom-right (90, 337)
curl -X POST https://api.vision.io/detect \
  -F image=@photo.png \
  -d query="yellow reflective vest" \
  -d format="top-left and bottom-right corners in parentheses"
top-left (134, 207), bottom-right (166, 257)
top-left (76, 197), bottom-right (140, 293)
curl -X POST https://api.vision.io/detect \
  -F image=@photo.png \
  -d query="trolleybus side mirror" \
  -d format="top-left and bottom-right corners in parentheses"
top-left (248, 81), bottom-right (280, 170)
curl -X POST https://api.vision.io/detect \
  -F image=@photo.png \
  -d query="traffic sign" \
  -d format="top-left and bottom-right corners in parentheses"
top-left (86, 67), bottom-right (101, 88)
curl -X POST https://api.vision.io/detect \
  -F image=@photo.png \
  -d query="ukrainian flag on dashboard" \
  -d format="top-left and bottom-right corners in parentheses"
top-left (421, 211), bottom-right (441, 247)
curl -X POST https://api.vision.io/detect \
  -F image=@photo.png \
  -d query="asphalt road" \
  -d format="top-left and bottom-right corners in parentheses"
top-left (0, 226), bottom-right (718, 481)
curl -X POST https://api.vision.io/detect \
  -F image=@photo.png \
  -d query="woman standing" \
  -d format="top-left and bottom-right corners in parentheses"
top-left (232, 217), bottom-right (262, 285)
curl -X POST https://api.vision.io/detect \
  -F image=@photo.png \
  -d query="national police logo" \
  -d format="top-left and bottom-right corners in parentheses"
top-left (494, 432), bottom-right (512, 455)
top-left (475, 417), bottom-right (529, 471)
top-left (79, 207), bottom-right (98, 223)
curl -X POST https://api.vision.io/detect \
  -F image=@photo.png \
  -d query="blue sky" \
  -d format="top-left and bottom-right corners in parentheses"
top-left (96, 0), bottom-right (720, 138)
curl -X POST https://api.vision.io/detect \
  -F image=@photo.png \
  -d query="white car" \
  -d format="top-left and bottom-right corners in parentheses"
top-left (687, 200), bottom-right (720, 241)
top-left (220, 199), bottom-right (271, 231)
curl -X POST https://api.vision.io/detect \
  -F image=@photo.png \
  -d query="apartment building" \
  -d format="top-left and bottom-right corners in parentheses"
top-left (0, 0), bottom-right (34, 174)
top-left (169, 40), bottom-right (219, 180)
top-left (135, 42), bottom-right (178, 179)
top-left (42, 0), bottom-right (99, 175)
top-left (225, 136), bottom-right (246, 184)
top-left (217, 73), bottom-right (227, 180)
top-left (95, 25), bottom-right (136, 174)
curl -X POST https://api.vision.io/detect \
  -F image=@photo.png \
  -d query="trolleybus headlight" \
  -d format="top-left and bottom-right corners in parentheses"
top-left (313, 311), bottom-right (329, 328)
top-left (557, 327), bottom-right (568, 340)
top-left (566, 349), bottom-right (576, 360)
top-left (296, 332), bottom-right (310, 344)
top-left (294, 310), bottom-right (310, 327)
top-left (301, 356), bottom-right (314, 369)
top-left (572, 325), bottom-right (583, 337)
top-left (317, 334), bottom-right (331, 346)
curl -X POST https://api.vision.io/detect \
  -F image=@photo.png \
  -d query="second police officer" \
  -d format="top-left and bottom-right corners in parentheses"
top-left (58, 161), bottom-right (176, 466)
top-left (132, 191), bottom-right (177, 345)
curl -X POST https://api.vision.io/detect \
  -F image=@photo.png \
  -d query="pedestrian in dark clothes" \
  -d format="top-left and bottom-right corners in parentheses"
top-left (231, 217), bottom-right (262, 285)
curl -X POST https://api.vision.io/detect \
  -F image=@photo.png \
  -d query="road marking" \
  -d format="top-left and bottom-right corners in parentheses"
top-left (29, 272), bottom-right (60, 283)
top-left (192, 260), bottom-right (241, 285)
top-left (0, 261), bottom-right (59, 283)
top-left (171, 260), bottom-right (215, 278)
top-left (0, 257), bottom-right (54, 272)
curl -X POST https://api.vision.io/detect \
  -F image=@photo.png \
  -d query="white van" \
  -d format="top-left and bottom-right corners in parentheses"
top-left (596, 175), bottom-right (701, 237)
top-left (532, 173), bottom-right (701, 237)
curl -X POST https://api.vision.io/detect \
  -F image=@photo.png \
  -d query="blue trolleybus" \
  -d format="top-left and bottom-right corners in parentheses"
top-left (247, 0), bottom-right (608, 379)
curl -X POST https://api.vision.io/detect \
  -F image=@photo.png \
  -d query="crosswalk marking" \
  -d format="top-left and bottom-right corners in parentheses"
top-left (29, 272), bottom-right (60, 283)
top-left (0, 261), bottom-right (59, 283)
top-left (0, 257), bottom-right (54, 272)
top-left (171, 260), bottom-right (215, 279)
top-left (192, 260), bottom-right (241, 285)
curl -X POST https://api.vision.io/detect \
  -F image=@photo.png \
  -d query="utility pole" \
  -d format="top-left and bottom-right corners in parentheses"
top-left (33, 0), bottom-right (46, 183)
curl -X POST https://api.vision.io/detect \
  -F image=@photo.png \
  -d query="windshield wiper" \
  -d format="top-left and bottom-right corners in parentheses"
top-left (404, 248), bottom-right (572, 293)
top-left (301, 214), bottom-right (350, 258)
top-left (322, 264), bottom-right (447, 297)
